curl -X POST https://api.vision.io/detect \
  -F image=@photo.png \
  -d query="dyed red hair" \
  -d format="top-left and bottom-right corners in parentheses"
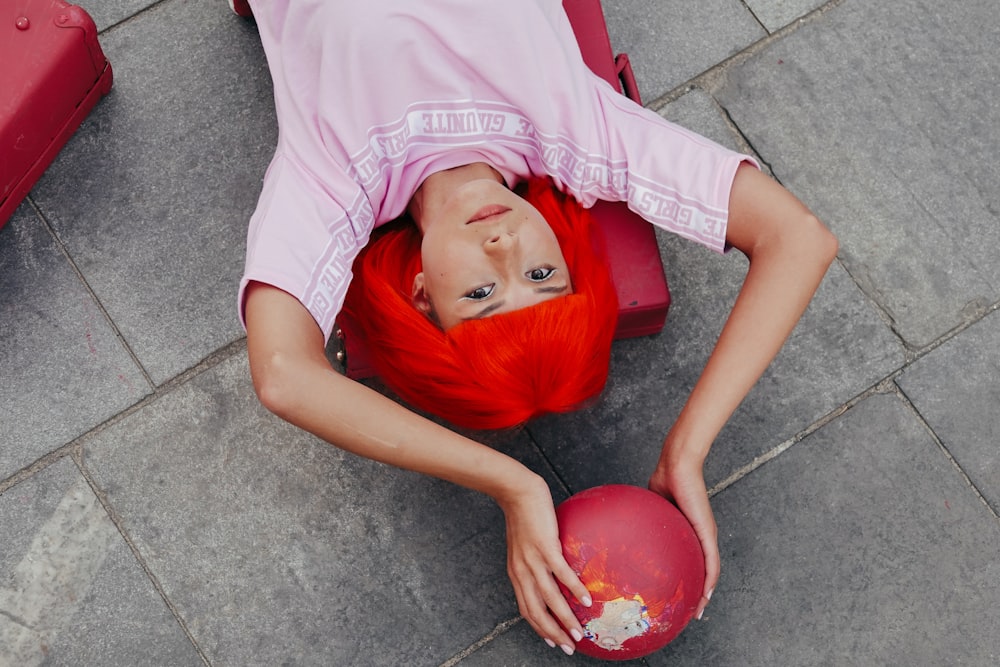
top-left (342, 178), bottom-right (618, 430)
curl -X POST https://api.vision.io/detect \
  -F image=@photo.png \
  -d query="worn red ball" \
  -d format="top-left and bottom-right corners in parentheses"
top-left (556, 484), bottom-right (705, 661)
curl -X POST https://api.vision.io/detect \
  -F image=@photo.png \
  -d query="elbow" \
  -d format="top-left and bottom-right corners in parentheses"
top-left (249, 348), bottom-right (302, 423)
top-left (810, 214), bottom-right (839, 268)
top-left (748, 213), bottom-right (839, 275)
top-left (816, 219), bottom-right (840, 268)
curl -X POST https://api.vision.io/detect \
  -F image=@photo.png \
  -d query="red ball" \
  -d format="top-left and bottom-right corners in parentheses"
top-left (556, 484), bottom-right (705, 661)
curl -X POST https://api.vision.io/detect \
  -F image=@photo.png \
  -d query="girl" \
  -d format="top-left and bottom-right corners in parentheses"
top-left (238, 0), bottom-right (838, 656)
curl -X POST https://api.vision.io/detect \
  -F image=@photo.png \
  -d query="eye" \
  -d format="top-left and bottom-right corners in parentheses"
top-left (527, 267), bottom-right (555, 282)
top-left (464, 284), bottom-right (494, 300)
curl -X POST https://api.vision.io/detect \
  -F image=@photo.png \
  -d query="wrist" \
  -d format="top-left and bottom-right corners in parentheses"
top-left (655, 433), bottom-right (709, 478)
top-left (492, 468), bottom-right (550, 514)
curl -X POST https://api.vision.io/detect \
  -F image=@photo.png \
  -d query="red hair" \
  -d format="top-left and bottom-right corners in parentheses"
top-left (342, 178), bottom-right (618, 430)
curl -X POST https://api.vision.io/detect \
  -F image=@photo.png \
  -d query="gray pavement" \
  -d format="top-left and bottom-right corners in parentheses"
top-left (2, 0), bottom-right (998, 664)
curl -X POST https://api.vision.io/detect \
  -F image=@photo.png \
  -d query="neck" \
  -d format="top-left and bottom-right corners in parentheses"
top-left (409, 162), bottom-right (505, 233)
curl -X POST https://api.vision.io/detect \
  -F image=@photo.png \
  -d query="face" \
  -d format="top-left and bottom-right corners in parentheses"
top-left (414, 179), bottom-right (572, 330)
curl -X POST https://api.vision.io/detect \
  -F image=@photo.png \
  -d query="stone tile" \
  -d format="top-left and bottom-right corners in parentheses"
top-left (30, 0), bottom-right (276, 385)
top-left (0, 204), bottom-right (149, 480)
top-left (0, 458), bottom-right (199, 666)
top-left (896, 310), bottom-right (1000, 511)
top-left (743, 0), bottom-right (828, 32)
top-left (80, 351), bottom-right (561, 666)
top-left (714, 0), bottom-right (1000, 349)
top-left (603, 0), bottom-right (765, 102)
top-left (75, 0), bottom-right (159, 32)
top-left (651, 393), bottom-right (1000, 664)
top-left (528, 92), bottom-right (903, 491)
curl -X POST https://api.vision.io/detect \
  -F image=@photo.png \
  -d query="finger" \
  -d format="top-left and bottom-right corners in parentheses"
top-left (510, 565), bottom-right (577, 653)
top-left (695, 546), bottom-right (719, 619)
top-left (539, 566), bottom-right (587, 642)
top-left (668, 498), bottom-right (716, 614)
top-left (534, 574), bottom-right (584, 654)
top-left (668, 488), bottom-right (717, 619)
top-left (550, 557), bottom-right (593, 609)
top-left (544, 548), bottom-right (591, 636)
top-left (693, 521), bottom-right (719, 620)
top-left (523, 592), bottom-right (578, 654)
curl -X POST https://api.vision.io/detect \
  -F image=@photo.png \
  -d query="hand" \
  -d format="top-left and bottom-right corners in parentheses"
top-left (648, 453), bottom-right (718, 621)
top-left (499, 477), bottom-right (592, 655)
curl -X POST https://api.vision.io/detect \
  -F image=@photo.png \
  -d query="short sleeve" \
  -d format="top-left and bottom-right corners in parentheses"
top-left (572, 84), bottom-right (759, 254)
top-left (239, 152), bottom-right (368, 342)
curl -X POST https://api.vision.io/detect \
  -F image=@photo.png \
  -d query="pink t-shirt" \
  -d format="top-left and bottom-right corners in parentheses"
top-left (240, 0), bottom-right (752, 341)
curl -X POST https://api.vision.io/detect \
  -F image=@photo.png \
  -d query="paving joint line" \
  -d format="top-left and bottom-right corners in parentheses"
top-left (898, 299), bottom-right (1000, 363)
top-left (735, 0), bottom-right (769, 35)
top-left (522, 425), bottom-right (575, 499)
top-left (889, 380), bottom-right (1000, 522)
top-left (95, 0), bottom-right (174, 37)
top-left (707, 377), bottom-right (898, 498)
top-left (0, 444), bottom-right (79, 496)
top-left (25, 195), bottom-right (157, 391)
top-left (68, 336), bottom-right (249, 451)
top-left (438, 616), bottom-right (522, 667)
top-left (711, 358), bottom-right (999, 517)
top-left (646, 0), bottom-right (848, 112)
top-left (0, 337), bottom-right (247, 494)
top-left (71, 450), bottom-right (213, 666)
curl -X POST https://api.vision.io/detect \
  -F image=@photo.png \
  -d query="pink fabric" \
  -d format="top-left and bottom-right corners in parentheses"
top-left (240, 0), bottom-right (754, 341)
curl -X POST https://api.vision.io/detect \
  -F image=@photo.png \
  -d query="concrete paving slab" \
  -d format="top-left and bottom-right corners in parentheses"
top-left (528, 92), bottom-right (903, 492)
top-left (0, 204), bottom-right (149, 480)
top-left (897, 309), bottom-right (1000, 512)
top-left (79, 351), bottom-right (563, 666)
top-left (653, 393), bottom-right (1000, 665)
top-left (603, 0), bottom-right (766, 101)
top-left (743, 0), bottom-right (828, 33)
top-left (30, 0), bottom-right (275, 385)
top-left (713, 0), bottom-right (1000, 349)
top-left (0, 458), bottom-right (199, 666)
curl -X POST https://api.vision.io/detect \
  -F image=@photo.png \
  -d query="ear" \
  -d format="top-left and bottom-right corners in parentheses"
top-left (411, 272), bottom-right (433, 315)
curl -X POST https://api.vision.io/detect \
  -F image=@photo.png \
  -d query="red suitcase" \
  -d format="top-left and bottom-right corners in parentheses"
top-left (335, 0), bottom-right (670, 379)
top-left (0, 0), bottom-right (113, 229)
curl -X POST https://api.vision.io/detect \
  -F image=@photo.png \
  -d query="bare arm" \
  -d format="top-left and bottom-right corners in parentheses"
top-left (244, 282), bottom-right (590, 654)
top-left (648, 163), bottom-right (839, 617)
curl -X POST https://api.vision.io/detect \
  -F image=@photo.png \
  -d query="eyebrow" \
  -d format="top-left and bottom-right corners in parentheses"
top-left (468, 301), bottom-right (506, 320)
top-left (464, 284), bottom-right (569, 320)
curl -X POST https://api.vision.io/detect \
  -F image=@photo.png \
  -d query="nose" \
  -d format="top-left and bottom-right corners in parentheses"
top-left (483, 229), bottom-right (515, 254)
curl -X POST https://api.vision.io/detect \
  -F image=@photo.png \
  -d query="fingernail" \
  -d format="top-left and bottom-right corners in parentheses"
top-left (544, 638), bottom-right (556, 649)
top-left (571, 628), bottom-right (583, 642)
top-left (697, 607), bottom-right (704, 621)
top-left (581, 594), bottom-right (593, 607)
top-left (561, 644), bottom-right (575, 656)
top-left (707, 588), bottom-right (714, 601)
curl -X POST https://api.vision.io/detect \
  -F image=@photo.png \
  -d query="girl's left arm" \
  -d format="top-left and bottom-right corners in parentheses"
top-left (648, 163), bottom-right (838, 619)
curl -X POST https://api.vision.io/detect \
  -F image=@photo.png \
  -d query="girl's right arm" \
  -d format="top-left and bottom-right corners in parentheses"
top-left (243, 281), bottom-right (590, 654)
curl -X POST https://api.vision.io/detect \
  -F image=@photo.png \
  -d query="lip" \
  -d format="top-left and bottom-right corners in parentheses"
top-left (467, 205), bottom-right (511, 224)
